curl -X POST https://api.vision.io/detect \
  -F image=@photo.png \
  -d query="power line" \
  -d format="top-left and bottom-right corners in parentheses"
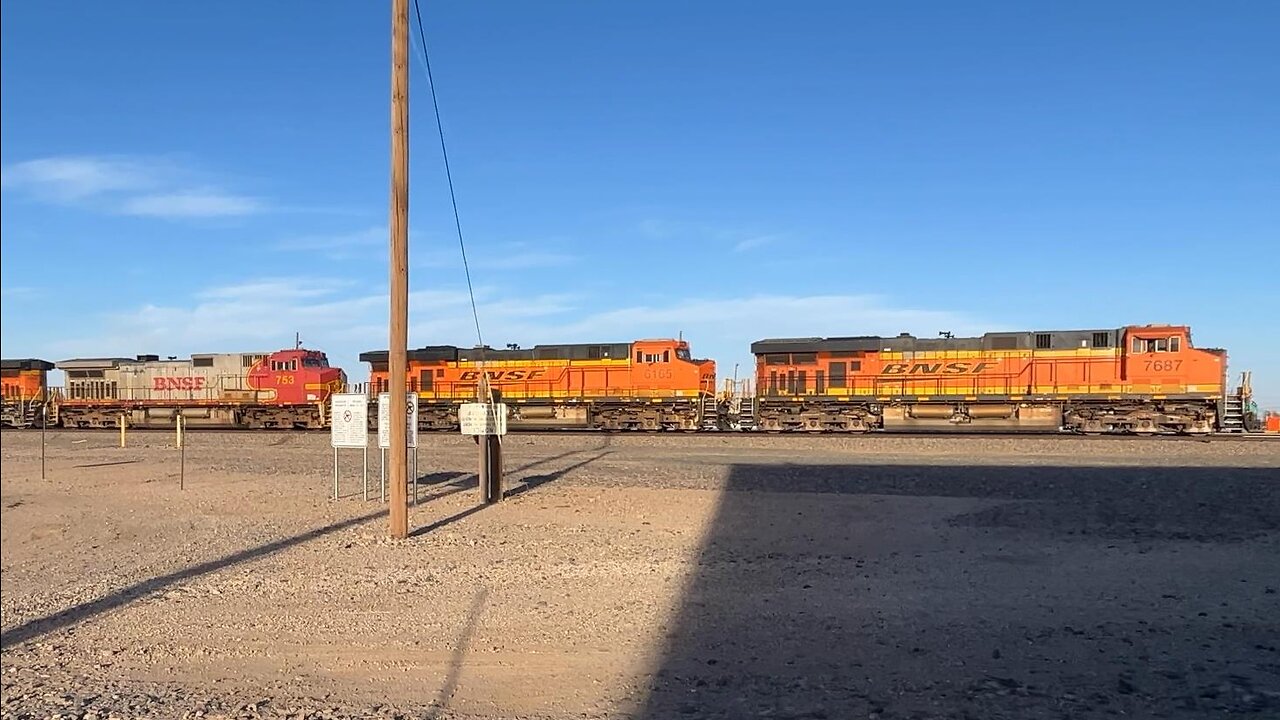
top-left (410, 0), bottom-right (484, 355)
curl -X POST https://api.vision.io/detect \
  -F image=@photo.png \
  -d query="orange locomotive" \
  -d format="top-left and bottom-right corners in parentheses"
top-left (1, 358), bottom-right (56, 428)
top-left (360, 338), bottom-right (717, 430)
top-left (749, 324), bottom-right (1237, 434)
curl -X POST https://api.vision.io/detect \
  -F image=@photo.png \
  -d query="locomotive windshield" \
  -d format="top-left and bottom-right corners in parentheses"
top-left (677, 348), bottom-right (691, 361)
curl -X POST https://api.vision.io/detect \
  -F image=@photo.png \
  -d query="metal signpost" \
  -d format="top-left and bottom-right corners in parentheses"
top-left (40, 404), bottom-right (47, 481)
top-left (330, 393), bottom-right (370, 500)
top-left (378, 392), bottom-right (419, 504)
top-left (460, 402), bottom-right (507, 503)
top-left (178, 414), bottom-right (186, 490)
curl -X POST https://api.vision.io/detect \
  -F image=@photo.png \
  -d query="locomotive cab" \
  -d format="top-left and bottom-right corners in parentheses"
top-left (1120, 325), bottom-right (1221, 394)
top-left (247, 349), bottom-right (346, 404)
top-left (632, 339), bottom-right (717, 396)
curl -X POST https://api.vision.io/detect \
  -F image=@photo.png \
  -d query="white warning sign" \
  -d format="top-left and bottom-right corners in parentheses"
top-left (378, 392), bottom-right (419, 449)
top-left (330, 393), bottom-right (369, 448)
top-left (459, 403), bottom-right (507, 436)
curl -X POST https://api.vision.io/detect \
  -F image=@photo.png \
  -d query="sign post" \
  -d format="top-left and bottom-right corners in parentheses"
top-left (40, 404), bottom-right (47, 481)
top-left (460, 402), bottom-right (507, 503)
top-left (330, 393), bottom-right (370, 500)
top-left (178, 414), bottom-right (185, 490)
top-left (379, 392), bottom-right (419, 504)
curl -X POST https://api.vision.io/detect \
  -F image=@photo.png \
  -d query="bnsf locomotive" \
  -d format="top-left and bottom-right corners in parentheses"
top-left (747, 324), bottom-right (1255, 434)
top-left (50, 347), bottom-right (345, 428)
top-left (360, 337), bottom-right (718, 431)
top-left (1, 358), bottom-right (56, 428)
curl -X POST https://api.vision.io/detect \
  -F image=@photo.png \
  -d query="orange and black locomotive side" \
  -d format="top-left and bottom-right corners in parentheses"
top-left (360, 338), bottom-right (718, 431)
top-left (1, 358), bottom-right (55, 428)
top-left (749, 324), bottom-right (1233, 434)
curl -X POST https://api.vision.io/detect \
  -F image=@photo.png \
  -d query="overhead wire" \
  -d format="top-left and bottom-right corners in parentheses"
top-left (409, 0), bottom-right (486, 363)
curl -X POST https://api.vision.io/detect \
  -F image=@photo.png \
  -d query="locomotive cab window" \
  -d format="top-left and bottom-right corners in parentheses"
top-left (1169, 336), bottom-right (1181, 352)
top-left (676, 348), bottom-right (691, 361)
top-left (1133, 337), bottom-right (1169, 353)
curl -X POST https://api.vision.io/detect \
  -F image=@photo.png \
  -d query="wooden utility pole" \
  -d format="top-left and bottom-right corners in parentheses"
top-left (388, 0), bottom-right (410, 539)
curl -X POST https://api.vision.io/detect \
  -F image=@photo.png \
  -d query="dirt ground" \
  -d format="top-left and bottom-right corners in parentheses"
top-left (1, 429), bottom-right (1278, 719)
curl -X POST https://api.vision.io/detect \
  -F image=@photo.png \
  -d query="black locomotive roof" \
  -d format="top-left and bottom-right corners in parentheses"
top-left (360, 342), bottom-right (634, 364)
top-left (0, 358), bottom-right (55, 371)
top-left (752, 328), bottom-right (1122, 354)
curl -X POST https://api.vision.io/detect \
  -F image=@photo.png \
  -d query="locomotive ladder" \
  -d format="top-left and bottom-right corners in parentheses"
top-left (1220, 395), bottom-right (1246, 433)
top-left (700, 394), bottom-right (721, 431)
top-left (736, 396), bottom-right (757, 431)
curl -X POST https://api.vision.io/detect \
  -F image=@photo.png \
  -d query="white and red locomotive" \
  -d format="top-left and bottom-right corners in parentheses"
top-left (56, 347), bottom-right (345, 429)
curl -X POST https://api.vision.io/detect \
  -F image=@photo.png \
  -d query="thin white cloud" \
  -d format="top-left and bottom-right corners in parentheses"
top-left (0, 286), bottom-right (38, 299)
top-left (119, 189), bottom-right (262, 218)
top-left (640, 218), bottom-right (788, 254)
top-left (195, 278), bottom-right (355, 301)
top-left (0, 155), bottom-right (157, 201)
top-left (1, 154), bottom-right (266, 218)
top-left (274, 226), bottom-right (385, 253)
top-left (416, 243), bottom-right (577, 271)
top-left (732, 235), bottom-right (775, 252)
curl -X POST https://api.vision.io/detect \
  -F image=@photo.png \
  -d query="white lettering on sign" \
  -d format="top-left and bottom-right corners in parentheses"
top-left (330, 393), bottom-right (369, 448)
top-left (378, 392), bottom-right (419, 449)
top-left (459, 403), bottom-right (507, 436)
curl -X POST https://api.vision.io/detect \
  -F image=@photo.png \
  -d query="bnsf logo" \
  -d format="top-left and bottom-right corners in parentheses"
top-left (881, 362), bottom-right (995, 375)
top-left (458, 370), bottom-right (546, 381)
top-left (153, 376), bottom-right (207, 390)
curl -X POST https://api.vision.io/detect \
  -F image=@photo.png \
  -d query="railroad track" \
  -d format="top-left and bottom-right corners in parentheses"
top-left (4, 426), bottom-right (1275, 441)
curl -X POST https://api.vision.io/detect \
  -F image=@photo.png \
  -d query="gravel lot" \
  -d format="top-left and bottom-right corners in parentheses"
top-left (2, 430), bottom-right (1278, 719)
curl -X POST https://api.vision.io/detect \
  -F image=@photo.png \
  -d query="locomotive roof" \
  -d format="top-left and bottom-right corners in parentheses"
top-left (360, 342), bottom-right (635, 364)
top-left (0, 358), bottom-right (55, 371)
top-left (56, 357), bottom-right (138, 369)
top-left (57, 351), bottom-right (274, 369)
top-left (752, 328), bottom-right (1123, 354)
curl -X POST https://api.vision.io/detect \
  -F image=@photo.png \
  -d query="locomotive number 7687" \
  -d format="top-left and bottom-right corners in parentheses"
top-left (1144, 360), bottom-right (1182, 372)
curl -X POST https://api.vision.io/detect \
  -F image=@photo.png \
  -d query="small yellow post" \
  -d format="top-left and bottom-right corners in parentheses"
top-left (119, 414), bottom-right (126, 448)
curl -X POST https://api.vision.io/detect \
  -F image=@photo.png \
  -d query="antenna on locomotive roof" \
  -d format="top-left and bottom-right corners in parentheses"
top-left (294, 332), bottom-right (302, 350)
top-left (679, 330), bottom-right (683, 341)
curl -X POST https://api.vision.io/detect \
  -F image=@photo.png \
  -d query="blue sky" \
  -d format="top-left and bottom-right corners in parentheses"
top-left (2, 2), bottom-right (1277, 408)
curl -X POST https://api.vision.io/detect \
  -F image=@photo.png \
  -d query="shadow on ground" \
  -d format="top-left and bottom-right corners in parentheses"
top-left (0, 508), bottom-right (387, 648)
top-left (409, 450), bottom-right (610, 537)
top-left (636, 463), bottom-right (1280, 719)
